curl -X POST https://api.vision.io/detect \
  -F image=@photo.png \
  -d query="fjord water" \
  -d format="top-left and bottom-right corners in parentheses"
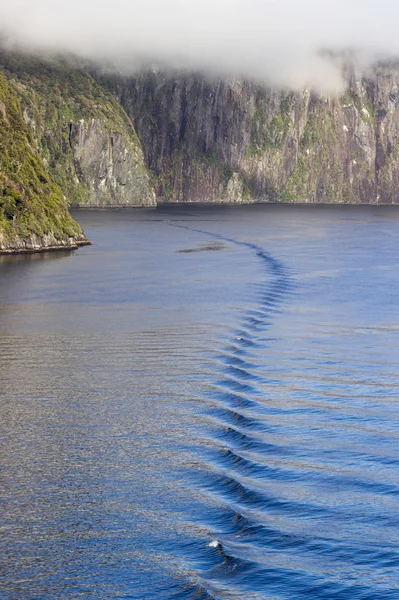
top-left (1, 205), bottom-right (399, 600)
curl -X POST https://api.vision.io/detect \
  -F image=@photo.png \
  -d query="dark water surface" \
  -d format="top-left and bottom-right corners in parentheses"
top-left (1, 204), bottom-right (399, 599)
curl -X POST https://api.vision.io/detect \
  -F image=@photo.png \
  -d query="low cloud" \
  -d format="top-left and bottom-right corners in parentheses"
top-left (1, 0), bottom-right (399, 91)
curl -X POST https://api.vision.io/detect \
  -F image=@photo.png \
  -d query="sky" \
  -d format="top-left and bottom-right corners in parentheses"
top-left (1, 0), bottom-right (399, 91)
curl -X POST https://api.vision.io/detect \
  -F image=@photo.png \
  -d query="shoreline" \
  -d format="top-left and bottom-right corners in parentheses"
top-left (70, 200), bottom-right (398, 209)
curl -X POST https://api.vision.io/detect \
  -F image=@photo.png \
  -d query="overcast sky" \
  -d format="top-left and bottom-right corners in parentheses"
top-left (1, 0), bottom-right (399, 91)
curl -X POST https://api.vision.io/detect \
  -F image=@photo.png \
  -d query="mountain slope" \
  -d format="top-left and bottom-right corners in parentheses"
top-left (0, 70), bottom-right (88, 252)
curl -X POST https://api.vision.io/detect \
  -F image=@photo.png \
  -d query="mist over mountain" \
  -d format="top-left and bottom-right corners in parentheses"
top-left (1, 0), bottom-right (399, 92)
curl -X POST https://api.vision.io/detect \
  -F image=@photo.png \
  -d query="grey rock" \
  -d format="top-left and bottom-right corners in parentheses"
top-left (98, 64), bottom-right (399, 204)
top-left (70, 118), bottom-right (156, 206)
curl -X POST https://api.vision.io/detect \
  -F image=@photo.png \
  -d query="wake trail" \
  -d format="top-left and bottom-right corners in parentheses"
top-left (169, 221), bottom-right (296, 599)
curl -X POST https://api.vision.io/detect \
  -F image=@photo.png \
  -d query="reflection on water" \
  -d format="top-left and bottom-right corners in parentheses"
top-left (1, 204), bottom-right (399, 599)
top-left (0, 250), bottom-right (74, 264)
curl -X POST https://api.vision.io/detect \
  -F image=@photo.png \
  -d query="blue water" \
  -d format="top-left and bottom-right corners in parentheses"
top-left (1, 204), bottom-right (399, 599)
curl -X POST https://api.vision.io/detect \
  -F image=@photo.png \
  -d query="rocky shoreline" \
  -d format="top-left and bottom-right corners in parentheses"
top-left (0, 233), bottom-right (91, 255)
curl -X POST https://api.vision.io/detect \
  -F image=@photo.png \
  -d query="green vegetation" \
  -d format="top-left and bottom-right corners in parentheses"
top-left (0, 70), bottom-right (84, 247)
top-left (279, 191), bottom-right (297, 202)
top-left (340, 89), bottom-right (375, 124)
top-left (248, 93), bottom-right (294, 157)
top-left (283, 105), bottom-right (349, 203)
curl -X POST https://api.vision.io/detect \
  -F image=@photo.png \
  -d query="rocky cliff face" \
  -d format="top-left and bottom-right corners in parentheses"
top-left (0, 71), bottom-right (88, 253)
top-left (1, 53), bottom-right (156, 207)
top-left (69, 117), bottom-right (155, 206)
top-left (100, 65), bottom-right (399, 204)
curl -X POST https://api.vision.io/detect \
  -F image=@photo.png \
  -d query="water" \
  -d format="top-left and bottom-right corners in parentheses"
top-left (1, 204), bottom-right (399, 599)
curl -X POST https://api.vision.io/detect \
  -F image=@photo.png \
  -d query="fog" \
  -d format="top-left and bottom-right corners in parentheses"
top-left (1, 0), bottom-right (398, 91)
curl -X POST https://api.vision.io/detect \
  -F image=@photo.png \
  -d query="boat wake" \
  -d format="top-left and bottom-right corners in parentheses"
top-left (168, 222), bottom-right (399, 600)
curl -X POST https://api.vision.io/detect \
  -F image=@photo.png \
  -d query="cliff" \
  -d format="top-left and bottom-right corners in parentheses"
top-left (99, 65), bottom-right (399, 204)
top-left (4, 51), bottom-right (399, 213)
top-left (0, 53), bottom-right (156, 208)
top-left (0, 71), bottom-right (88, 253)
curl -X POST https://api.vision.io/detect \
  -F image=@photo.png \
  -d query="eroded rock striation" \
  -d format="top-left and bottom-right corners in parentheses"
top-left (99, 65), bottom-right (399, 204)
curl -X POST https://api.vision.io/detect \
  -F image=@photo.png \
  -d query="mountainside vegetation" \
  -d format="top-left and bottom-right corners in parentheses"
top-left (0, 70), bottom-right (87, 252)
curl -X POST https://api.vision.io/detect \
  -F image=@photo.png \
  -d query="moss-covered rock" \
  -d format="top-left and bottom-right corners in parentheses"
top-left (0, 70), bottom-right (88, 253)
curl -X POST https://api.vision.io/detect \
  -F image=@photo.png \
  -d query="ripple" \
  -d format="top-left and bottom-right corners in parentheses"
top-left (170, 221), bottom-right (399, 599)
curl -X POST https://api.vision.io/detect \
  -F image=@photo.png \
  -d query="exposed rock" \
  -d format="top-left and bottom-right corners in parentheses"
top-left (224, 172), bottom-right (246, 203)
top-left (99, 64), bottom-right (399, 204)
top-left (0, 232), bottom-right (89, 254)
top-left (70, 117), bottom-right (155, 206)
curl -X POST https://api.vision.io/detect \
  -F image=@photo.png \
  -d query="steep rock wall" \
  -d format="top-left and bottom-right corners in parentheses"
top-left (100, 66), bottom-right (399, 204)
top-left (69, 117), bottom-right (155, 206)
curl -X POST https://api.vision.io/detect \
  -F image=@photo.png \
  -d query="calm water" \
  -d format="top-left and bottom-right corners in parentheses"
top-left (1, 204), bottom-right (399, 600)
